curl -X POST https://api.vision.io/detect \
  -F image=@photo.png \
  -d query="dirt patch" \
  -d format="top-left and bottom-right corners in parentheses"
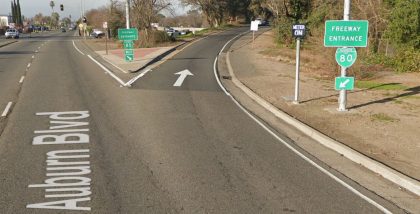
top-left (231, 30), bottom-right (420, 180)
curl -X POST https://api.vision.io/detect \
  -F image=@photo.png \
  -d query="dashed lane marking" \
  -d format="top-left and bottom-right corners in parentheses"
top-left (1, 102), bottom-right (13, 117)
top-left (19, 76), bottom-right (25, 83)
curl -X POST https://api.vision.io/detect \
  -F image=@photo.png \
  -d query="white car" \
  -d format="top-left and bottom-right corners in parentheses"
top-left (5, 29), bottom-right (19, 39)
top-left (90, 29), bottom-right (105, 38)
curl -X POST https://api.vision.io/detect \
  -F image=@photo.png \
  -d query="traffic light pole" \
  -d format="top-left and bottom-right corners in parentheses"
top-left (338, 0), bottom-right (351, 112)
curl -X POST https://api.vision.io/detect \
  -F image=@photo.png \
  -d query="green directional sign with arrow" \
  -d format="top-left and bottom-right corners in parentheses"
top-left (335, 77), bottom-right (355, 91)
top-left (125, 53), bottom-right (134, 62)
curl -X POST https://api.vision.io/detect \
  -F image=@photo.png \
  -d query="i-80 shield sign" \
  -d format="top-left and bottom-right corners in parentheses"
top-left (335, 47), bottom-right (357, 68)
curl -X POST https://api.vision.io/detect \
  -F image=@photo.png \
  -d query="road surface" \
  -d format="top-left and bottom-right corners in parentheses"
top-left (0, 29), bottom-right (403, 213)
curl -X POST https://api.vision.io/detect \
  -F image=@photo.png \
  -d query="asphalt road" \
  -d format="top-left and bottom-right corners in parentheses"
top-left (0, 29), bottom-right (404, 213)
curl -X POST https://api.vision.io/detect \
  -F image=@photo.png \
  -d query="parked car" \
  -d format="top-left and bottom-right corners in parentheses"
top-left (5, 28), bottom-right (19, 39)
top-left (90, 29), bottom-right (105, 38)
top-left (61, 27), bottom-right (66, 32)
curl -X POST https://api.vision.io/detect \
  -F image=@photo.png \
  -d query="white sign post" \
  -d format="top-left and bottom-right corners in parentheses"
top-left (292, 24), bottom-right (306, 104)
top-left (250, 21), bottom-right (259, 46)
top-left (103, 22), bottom-right (109, 55)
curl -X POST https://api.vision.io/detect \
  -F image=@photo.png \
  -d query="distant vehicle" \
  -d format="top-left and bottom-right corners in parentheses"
top-left (90, 29), bottom-right (105, 38)
top-left (165, 28), bottom-right (180, 37)
top-left (61, 27), bottom-right (66, 32)
top-left (255, 18), bottom-right (269, 26)
top-left (179, 30), bottom-right (191, 35)
top-left (5, 28), bottom-right (19, 39)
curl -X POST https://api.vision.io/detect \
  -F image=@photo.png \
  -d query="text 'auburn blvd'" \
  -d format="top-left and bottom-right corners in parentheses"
top-left (27, 111), bottom-right (92, 211)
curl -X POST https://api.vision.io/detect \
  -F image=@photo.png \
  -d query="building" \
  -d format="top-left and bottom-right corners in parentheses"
top-left (0, 15), bottom-right (13, 28)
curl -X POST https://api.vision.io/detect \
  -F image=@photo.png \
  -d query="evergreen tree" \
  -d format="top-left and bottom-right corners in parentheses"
top-left (11, 1), bottom-right (16, 23)
top-left (13, 0), bottom-right (18, 24)
top-left (17, 0), bottom-right (22, 25)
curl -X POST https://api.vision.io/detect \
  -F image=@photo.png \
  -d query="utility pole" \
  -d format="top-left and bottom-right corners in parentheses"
top-left (125, 0), bottom-right (130, 29)
top-left (338, 0), bottom-right (351, 112)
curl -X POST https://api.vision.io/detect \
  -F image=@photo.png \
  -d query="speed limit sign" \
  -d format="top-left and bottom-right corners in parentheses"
top-left (335, 47), bottom-right (357, 68)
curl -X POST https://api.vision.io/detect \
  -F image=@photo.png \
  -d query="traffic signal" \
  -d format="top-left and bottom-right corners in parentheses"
top-left (60, 4), bottom-right (63, 11)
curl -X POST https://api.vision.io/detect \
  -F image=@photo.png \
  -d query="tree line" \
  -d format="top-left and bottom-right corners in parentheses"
top-left (182, 0), bottom-right (419, 72)
top-left (83, 0), bottom-right (419, 72)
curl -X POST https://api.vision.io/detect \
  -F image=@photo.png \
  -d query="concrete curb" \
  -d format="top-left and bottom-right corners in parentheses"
top-left (0, 40), bottom-right (18, 48)
top-left (223, 45), bottom-right (420, 197)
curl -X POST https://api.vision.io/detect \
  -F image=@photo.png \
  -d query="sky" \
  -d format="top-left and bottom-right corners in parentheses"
top-left (0, 0), bottom-right (187, 21)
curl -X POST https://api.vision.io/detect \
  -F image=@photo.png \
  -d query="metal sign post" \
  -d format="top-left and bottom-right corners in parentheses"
top-left (294, 38), bottom-right (301, 104)
top-left (338, 0), bottom-right (351, 112)
top-left (103, 22), bottom-right (108, 55)
top-left (292, 24), bottom-right (306, 104)
top-left (125, 0), bottom-right (130, 29)
top-left (250, 21), bottom-right (259, 47)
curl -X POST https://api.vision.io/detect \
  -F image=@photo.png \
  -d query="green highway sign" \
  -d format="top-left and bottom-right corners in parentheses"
top-left (118, 28), bottom-right (139, 41)
top-left (335, 77), bottom-right (355, 91)
top-left (124, 49), bottom-right (134, 55)
top-left (324, 20), bottom-right (369, 47)
top-left (335, 47), bottom-right (357, 68)
top-left (123, 41), bottom-right (134, 49)
top-left (125, 54), bottom-right (134, 62)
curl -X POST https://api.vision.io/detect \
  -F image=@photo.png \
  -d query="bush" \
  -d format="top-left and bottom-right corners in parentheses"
top-left (137, 30), bottom-right (174, 48)
top-left (392, 48), bottom-right (420, 73)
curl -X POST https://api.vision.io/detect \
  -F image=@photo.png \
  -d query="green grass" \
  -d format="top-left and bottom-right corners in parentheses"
top-left (355, 81), bottom-right (409, 91)
top-left (371, 113), bottom-right (399, 122)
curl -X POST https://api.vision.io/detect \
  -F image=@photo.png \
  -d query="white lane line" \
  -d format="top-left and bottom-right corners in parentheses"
top-left (87, 55), bottom-right (126, 86)
top-left (1, 102), bottom-right (13, 117)
top-left (213, 57), bottom-right (230, 96)
top-left (72, 40), bottom-right (85, 56)
top-left (32, 55), bottom-right (35, 59)
top-left (19, 76), bottom-right (25, 83)
top-left (27, 63), bottom-right (31, 68)
top-left (125, 69), bottom-right (152, 86)
top-left (214, 35), bottom-right (393, 214)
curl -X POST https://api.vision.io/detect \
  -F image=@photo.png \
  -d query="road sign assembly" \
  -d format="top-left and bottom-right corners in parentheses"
top-left (335, 47), bottom-right (357, 68)
top-left (118, 28), bottom-right (139, 62)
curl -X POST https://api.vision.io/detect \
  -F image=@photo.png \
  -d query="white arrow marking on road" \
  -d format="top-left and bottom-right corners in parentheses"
top-left (173, 69), bottom-right (194, 87)
top-left (340, 79), bottom-right (350, 88)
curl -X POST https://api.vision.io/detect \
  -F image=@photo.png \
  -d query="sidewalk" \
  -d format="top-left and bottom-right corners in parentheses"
top-left (226, 31), bottom-right (420, 182)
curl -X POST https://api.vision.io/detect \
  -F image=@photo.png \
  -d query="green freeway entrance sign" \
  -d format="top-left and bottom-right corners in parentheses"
top-left (118, 28), bottom-right (139, 41)
top-left (335, 47), bottom-right (357, 68)
top-left (123, 41), bottom-right (134, 49)
top-left (335, 77), bottom-right (355, 91)
top-left (324, 20), bottom-right (369, 47)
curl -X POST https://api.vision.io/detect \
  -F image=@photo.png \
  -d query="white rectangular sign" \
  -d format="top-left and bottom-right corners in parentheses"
top-left (250, 21), bottom-right (259, 31)
top-left (102, 22), bottom-right (108, 29)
